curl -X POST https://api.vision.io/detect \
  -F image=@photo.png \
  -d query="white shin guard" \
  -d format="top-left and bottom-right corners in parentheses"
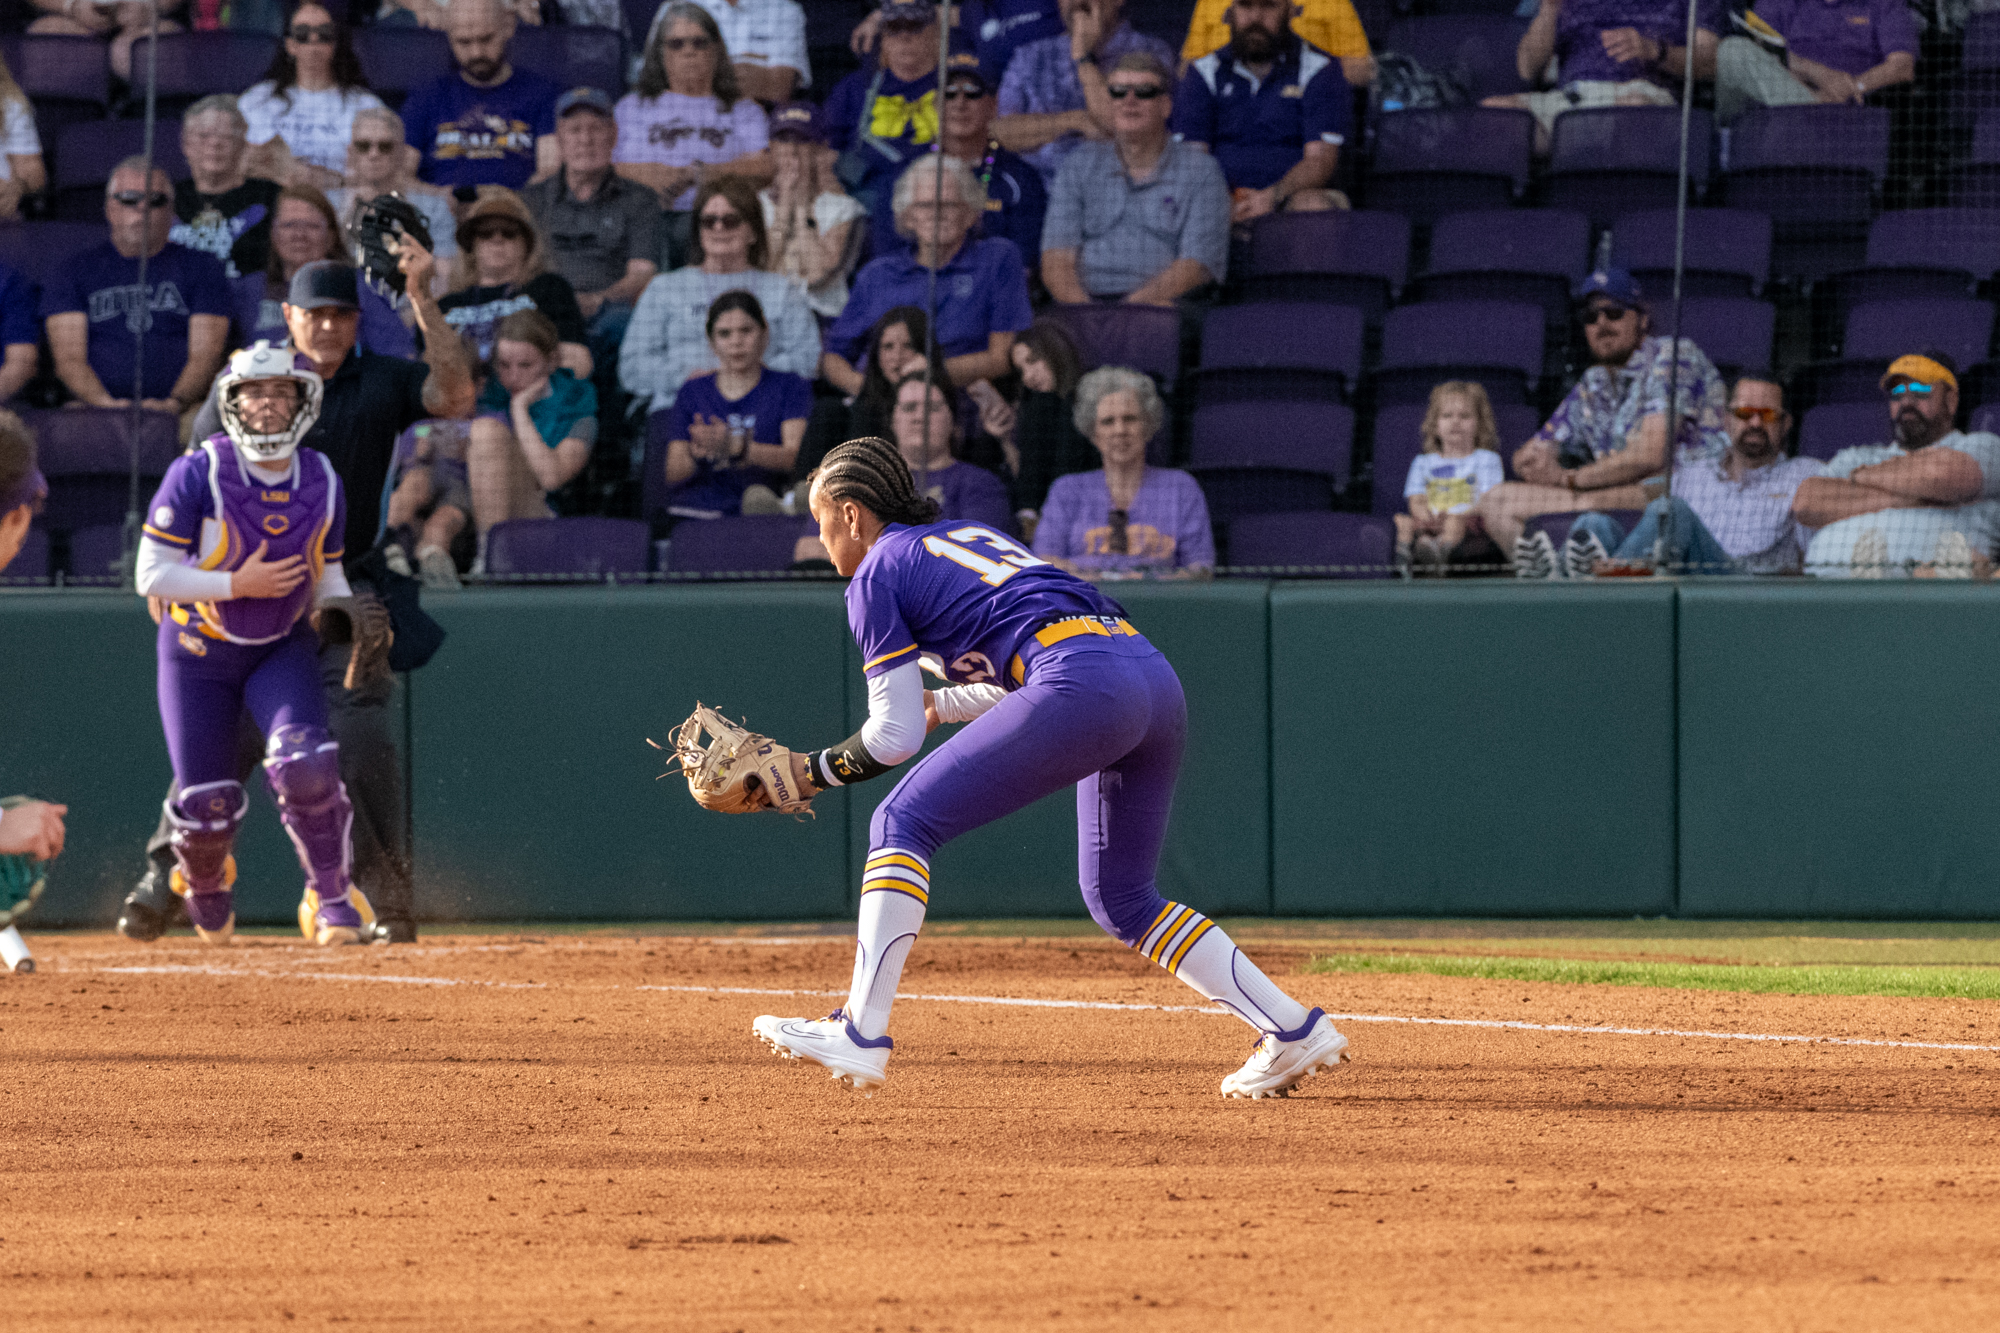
top-left (1139, 903), bottom-right (1313, 1036)
top-left (845, 849), bottom-right (931, 1041)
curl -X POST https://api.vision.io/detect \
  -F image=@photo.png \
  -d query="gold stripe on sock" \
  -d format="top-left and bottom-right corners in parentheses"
top-left (1166, 918), bottom-right (1216, 975)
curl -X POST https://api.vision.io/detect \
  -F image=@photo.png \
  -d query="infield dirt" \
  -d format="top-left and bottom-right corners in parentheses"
top-left (3, 930), bottom-right (1998, 1330)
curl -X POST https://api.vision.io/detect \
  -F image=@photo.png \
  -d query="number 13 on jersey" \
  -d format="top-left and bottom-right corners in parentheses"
top-left (923, 526), bottom-right (1049, 586)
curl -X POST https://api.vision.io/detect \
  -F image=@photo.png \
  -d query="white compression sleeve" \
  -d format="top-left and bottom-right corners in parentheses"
top-left (931, 684), bottom-right (1008, 724)
top-left (134, 537), bottom-right (233, 601)
top-left (858, 661), bottom-right (926, 766)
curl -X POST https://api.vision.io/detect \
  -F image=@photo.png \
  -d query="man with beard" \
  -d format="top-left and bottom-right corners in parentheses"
top-left (1562, 376), bottom-right (1824, 575)
top-left (401, 0), bottom-right (563, 191)
top-left (1171, 0), bottom-right (1350, 222)
top-left (1793, 353), bottom-right (2000, 577)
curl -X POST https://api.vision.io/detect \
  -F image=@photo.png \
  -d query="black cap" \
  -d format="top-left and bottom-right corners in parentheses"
top-left (287, 260), bottom-right (360, 311)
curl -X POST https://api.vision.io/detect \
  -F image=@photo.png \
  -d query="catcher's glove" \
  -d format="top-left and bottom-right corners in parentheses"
top-left (0, 798), bottom-right (47, 929)
top-left (654, 704), bottom-right (817, 816)
top-left (349, 193), bottom-right (433, 297)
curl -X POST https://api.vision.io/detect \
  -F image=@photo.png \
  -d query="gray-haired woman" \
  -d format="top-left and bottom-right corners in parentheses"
top-left (614, 1), bottom-right (772, 211)
top-left (1029, 367), bottom-right (1215, 580)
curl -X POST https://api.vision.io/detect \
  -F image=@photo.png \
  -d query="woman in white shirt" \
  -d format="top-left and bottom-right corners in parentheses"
top-left (614, 1), bottom-right (771, 213)
top-left (239, 3), bottom-right (385, 192)
top-left (0, 50), bottom-right (45, 221)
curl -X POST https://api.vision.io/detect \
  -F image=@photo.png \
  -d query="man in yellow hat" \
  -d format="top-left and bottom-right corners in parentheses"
top-left (1792, 351), bottom-right (2000, 576)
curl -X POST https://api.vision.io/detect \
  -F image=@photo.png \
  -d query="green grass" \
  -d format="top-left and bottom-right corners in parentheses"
top-left (1304, 951), bottom-right (2000, 1000)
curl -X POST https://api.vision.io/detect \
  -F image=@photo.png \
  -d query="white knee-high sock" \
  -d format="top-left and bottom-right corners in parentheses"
top-left (1138, 902), bottom-right (1313, 1036)
top-left (844, 849), bottom-right (930, 1040)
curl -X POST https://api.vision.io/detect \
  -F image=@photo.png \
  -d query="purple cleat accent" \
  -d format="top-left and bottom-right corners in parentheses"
top-left (310, 894), bottom-right (365, 947)
top-left (180, 886), bottom-right (236, 944)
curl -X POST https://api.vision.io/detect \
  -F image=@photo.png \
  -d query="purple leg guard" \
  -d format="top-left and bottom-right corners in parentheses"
top-left (264, 723), bottom-right (355, 904)
top-left (167, 780), bottom-right (248, 895)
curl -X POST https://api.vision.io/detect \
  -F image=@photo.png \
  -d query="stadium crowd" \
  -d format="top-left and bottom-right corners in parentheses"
top-left (2, 0), bottom-right (1999, 586)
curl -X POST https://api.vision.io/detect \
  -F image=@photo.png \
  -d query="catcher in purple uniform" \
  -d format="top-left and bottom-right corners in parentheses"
top-left (135, 341), bottom-right (377, 946)
top-left (672, 435), bottom-right (1348, 1098)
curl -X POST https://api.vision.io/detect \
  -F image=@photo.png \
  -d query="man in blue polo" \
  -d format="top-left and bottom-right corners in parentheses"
top-left (1173, 0), bottom-right (1350, 222)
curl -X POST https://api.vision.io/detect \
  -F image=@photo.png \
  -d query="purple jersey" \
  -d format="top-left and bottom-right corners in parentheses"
top-left (143, 435), bottom-right (346, 646)
top-left (848, 520), bottom-right (1128, 689)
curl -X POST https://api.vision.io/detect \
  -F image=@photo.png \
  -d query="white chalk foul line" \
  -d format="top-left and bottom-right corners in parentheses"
top-left (93, 963), bottom-right (546, 989)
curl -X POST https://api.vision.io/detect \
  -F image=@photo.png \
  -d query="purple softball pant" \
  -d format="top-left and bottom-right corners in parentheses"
top-left (157, 618), bottom-right (327, 789)
top-left (868, 634), bottom-right (1187, 945)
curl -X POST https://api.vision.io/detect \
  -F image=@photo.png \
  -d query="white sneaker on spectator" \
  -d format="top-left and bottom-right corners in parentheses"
top-left (1563, 529), bottom-right (1609, 579)
top-left (740, 484), bottom-right (785, 516)
top-left (1931, 530), bottom-right (1976, 578)
top-left (1513, 529), bottom-right (1560, 579)
top-left (1851, 527), bottom-right (1890, 578)
top-left (384, 545), bottom-right (413, 578)
top-left (415, 545), bottom-right (460, 590)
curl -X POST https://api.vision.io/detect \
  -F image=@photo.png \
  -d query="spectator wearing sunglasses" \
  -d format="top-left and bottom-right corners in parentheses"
top-left (438, 188), bottom-right (590, 374)
top-left (1040, 51), bottom-right (1230, 306)
top-left (1173, 0), bottom-right (1350, 224)
top-left (620, 177), bottom-right (820, 412)
top-left (996, 0), bottom-right (1176, 189)
top-left (239, 4), bottom-right (385, 193)
top-left (400, 0), bottom-right (562, 191)
top-left (1475, 268), bottom-right (1728, 575)
top-left (936, 50), bottom-right (1047, 277)
top-left (327, 106), bottom-right (461, 289)
top-left (171, 96), bottom-right (283, 282)
top-left (41, 159), bottom-right (231, 415)
top-left (1794, 353), bottom-right (2000, 578)
top-left (615, 2), bottom-right (772, 218)
top-left (1564, 376), bottom-right (1824, 576)
top-left (823, 0), bottom-right (950, 253)
top-left (659, 0), bottom-right (812, 105)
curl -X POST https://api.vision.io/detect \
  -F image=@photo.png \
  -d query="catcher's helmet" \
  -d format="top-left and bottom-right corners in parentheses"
top-left (216, 341), bottom-right (324, 464)
top-left (349, 192), bottom-right (433, 297)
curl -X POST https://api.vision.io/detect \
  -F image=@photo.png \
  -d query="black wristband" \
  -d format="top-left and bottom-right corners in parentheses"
top-left (818, 729), bottom-right (895, 785)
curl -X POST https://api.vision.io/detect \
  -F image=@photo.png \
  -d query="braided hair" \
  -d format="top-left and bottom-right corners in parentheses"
top-left (808, 435), bottom-right (942, 527)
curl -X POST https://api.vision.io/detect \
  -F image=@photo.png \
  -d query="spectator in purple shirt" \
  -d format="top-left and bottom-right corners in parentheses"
top-left (995, 0), bottom-right (1177, 186)
top-left (1483, 0), bottom-right (1721, 152)
top-left (893, 372), bottom-right (1015, 532)
top-left (1033, 365), bottom-right (1214, 578)
top-left (400, 0), bottom-right (562, 191)
top-left (1714, 0), bottom-right (1916, 124)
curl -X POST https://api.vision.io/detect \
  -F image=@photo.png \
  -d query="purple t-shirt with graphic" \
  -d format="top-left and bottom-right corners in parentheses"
top-left (847, 519), bottom-right (1127, 687)
top-left (658, 366), bottom-right (811, 517)
top-left (1032, 467), bottom-right (1215, 573)
top-left (142, 436), bottom-right (346, 645)
top-left (613, 91), bottom-right (770, 211)
top-left (39, 241), bottom-right (233, 402)
top-left (402, 68), bottom-right (561, 190)
top-left (1555, 0), bottom-right (1723, 87)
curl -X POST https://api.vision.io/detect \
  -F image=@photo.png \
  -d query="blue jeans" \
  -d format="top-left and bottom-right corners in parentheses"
top-left (1572, 497), bottom-right (1739, 574)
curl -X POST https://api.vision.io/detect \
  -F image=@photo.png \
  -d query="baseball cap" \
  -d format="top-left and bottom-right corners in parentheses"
top-left (556, 86), bottom-right (616, 119)
top-left (1576, 268), bottom-right (1645, 309)
top-left (877, 0), bottom-right (936, 25)
top-left (943, 50), bottom-right (990, 93)
top-left (1881, 353), bottom-right (1959, 393)
top-left (287, 260), bottom-right (359, 311)
top-left (769, 101), bottom-right (826, 144)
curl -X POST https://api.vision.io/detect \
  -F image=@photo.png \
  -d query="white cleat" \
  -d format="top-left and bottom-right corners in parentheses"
top-left (752, 1008), bottom-right (892, 1091)
top-left (1221, 1009), bottom-right (1350, 1099)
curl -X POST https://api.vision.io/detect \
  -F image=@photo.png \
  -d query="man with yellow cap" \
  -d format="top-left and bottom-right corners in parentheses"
top-left (1792, 351), bottom-right (2000, 576)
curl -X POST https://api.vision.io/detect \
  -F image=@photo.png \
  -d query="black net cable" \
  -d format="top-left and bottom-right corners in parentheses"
top-left (1654, 0), bottom-right (1702, 571)
top-left (121, 3), bottom-right (163, 591)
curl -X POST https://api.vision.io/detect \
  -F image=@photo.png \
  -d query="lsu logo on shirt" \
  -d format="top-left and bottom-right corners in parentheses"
top-left (177, 631), bottom-right (209, 658)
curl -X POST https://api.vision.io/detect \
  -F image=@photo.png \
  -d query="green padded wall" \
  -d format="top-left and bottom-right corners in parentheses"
top-left (1678, 583), bottom-right (2000, 919)
top-left (1269, 582), bottom-right (1677, 916)
top-left (838, 580), bottom-right (1272, 920)
top-left (414, 585), bottom-right (854, 921)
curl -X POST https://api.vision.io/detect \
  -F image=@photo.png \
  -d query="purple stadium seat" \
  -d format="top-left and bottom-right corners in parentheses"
top-left (0, 34), bottom-right (111, 152)
top-left (1813, 211), bottom-right (1999, 353)
top-left (1045, 303), bottom-right (1183, 387)
top-left (353, 27), bottom-right (454, 107)
top-left (1409, 209), bottom-right (1590, 326)
top-left (1368, 401), bottom-right (1540, 517)
top-left (1188, 400), bottom-right (1352, 519)
top-left (1547, 106), bottom-right (1713, 231)
top-left (1973, 403), bottom-right (2000, 438)
top-left (1, 523), bottom-right (47, 584)
top-left (508, 25), bottom-right (626, 96)
top-left (53, 120), bottom-right (188, 220)
top-left (1668, 299), bottom-right (1776, 376)
top-left (1381, 15), bottom-right (1532, 102)
top-left (1799, 402), bottom-right (1887, 462)
top-left (1193, 303), bottom-right (1360, 407)
top-left (1943, 110), bottom-right (2000, 207)
top-left (128, 32), bottom-right (281, 101)
top-left (28, 408), bottom-right (181, 533)
top-left (665, 515), bottom-right (814, 574)
top-left (1375, 301), bottom-right (1545, 406)
top-left (1788, 356), bottom-right (1890, 410)
top-left (1947, 13), bottom-right (2000, 135)
top-left (0, 220), bottom-right (109, 286)
top-left (64, 522), bottom-right (127, 584)
top-left (484, 517), bottom-right (649, 579)
top-left (1843, 299), bottom-right (1996, 371)
top-left (1720, 105), bottom-right (1889, 280)
top-left (1363, 107), bottom-right (1533, 224)
top-left (1609, 208), bottom-right (1771, 299)
top-left (1238, 209), bottom-right (1410, 321)
top-left (1224, 511), bottom-right (1395, 578)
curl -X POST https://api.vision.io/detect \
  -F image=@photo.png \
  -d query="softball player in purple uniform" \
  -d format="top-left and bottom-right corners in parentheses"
top-left (752, 436), bottom-right (1348, 1097)
top-left (135, 342), bottom-right (372, 947)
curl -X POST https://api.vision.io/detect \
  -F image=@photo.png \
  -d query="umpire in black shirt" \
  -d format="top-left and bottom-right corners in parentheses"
top-left (120, 242), bottom-right (477, 944)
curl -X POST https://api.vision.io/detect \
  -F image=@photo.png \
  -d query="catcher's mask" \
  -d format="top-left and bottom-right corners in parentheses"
top-left (350, 192), bottom-right (433, 297)
top-left (217, 341), bottom-right (324, 465)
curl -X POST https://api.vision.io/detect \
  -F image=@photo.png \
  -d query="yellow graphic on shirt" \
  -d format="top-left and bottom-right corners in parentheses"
top-left (869, 91), bottom-right (938, 145)
top-left (1083, 521), bottom-right (1176, 561)
top-left (1424, 475), bottom-right (1476, 513)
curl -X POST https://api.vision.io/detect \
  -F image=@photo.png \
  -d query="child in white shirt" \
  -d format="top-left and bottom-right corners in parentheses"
top-left (1397, 380), bottom-right (1505, 573)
